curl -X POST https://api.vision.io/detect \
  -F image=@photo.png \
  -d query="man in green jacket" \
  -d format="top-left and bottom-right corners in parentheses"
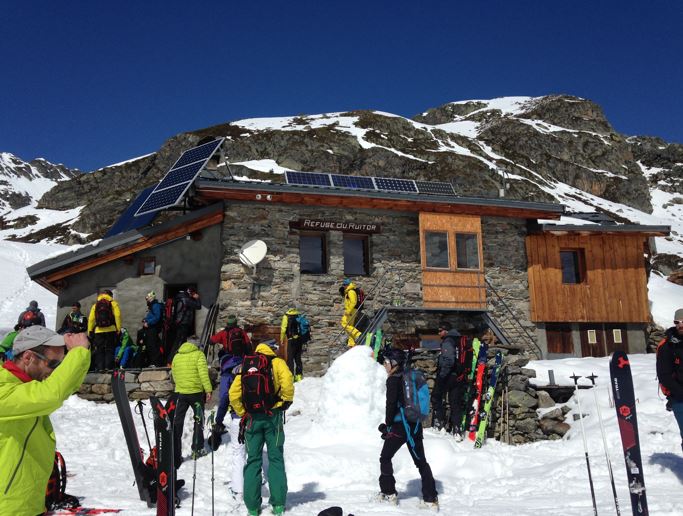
top-left (0, 326), bottom-right (90, 516)
top-left (229, 342), bottom-right (294, 516)
top-left (171, 337), bottom-right (212, 465)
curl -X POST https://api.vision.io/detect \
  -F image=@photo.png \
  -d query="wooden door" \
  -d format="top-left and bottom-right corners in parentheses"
top-left (579, 324), bottom-right (606, 357)
top-left (546, 324), bottom-right (574, 354)
top-left (605, 324), bottom-right (629, 354)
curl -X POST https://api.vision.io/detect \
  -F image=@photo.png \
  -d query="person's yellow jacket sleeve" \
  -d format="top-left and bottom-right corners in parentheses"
top-left (280, 314), bottom-right (288, 344)
top-left (87, 304), bottom-right (96, 334)
top-left (229, 374), bottom-right (244, 417)
top-left (0, 347), bottom-right (90, 420)
top-left (197, 350), bottom-right (212, 393)
top-left (113, 300), bottom-right (122, 332)
top-left (273, 356), bottom-right (294, 403)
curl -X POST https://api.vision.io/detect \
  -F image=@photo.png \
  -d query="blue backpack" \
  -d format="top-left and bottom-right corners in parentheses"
top-left (401, 368), bottom-right (431, 423)
top-left (298, 314), bottom-right (311, 343)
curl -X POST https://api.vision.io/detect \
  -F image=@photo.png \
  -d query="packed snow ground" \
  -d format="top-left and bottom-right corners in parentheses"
top-left (50, 347), bottom-right (683, 515)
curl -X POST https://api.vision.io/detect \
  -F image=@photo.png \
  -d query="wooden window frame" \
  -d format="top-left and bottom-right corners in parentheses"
top-left (455, 232), bottom-right (481, 270)
top-left (343, 233), bottom-right (370, 276)
top-left (299, 231), bottom-right (328, 275)
top-left (424, 230), bottom-right (450, 270)
top-left (139, 256), bottom-right (156, 276)
top-left (560, 248), bottom-right (586, 284)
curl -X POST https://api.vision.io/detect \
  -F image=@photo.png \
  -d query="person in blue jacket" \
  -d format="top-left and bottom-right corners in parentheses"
top-left (142, 291), bottom-right (164, 366)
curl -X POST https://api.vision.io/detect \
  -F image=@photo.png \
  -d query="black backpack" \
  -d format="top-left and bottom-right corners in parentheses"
top-left (286, 314), bottom-right (300, 339)
top-left (227, 327), bottom-right (248, 356)
top-left (95, 298), bottom-right (115, 327)
top-left (241, 353), bottom-right (279, 414)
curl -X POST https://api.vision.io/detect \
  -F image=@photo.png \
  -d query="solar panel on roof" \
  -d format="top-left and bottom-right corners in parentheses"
top-left (104, 186), bottom-right (158, 237)
top-left (415, 180), bottom-right (456, 196)
top-left (330, 174), bottom-right (375, 190)
top-left (136, 183), bottom-right (191, 217)
top-left (374, 177), bottom-right (417, 193)
top-left (285, 171), bottom-right (332, 187)
top-left (156, 161), bottom-right (204, 192)
top-left (133, 138), bottom-right (224, 217)
top-left (171, 139), bottom-right (223, 170)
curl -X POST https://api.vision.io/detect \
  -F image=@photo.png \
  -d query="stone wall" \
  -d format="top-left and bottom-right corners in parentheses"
top-left (217, 202), bottom-right (423, 376)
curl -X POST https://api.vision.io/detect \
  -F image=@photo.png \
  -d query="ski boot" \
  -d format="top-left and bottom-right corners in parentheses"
top-left (375, 492), bottom-right (398, 505)
top-left (247, 509), bottom-right (260, 516)
top-left (431, 418), bottom-right (444, 431)
top-left (272, 505), bottom-right (285, 515)
top-left (294, 374), bottom-right (303, 383)
top-left (420, 498), bottom-right (439, 512)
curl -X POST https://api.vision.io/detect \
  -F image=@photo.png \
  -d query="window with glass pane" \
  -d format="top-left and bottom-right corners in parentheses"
top-left (300, 233), bottom-right (326, 274)
top-left (456, 233), bottom-right (479, 269)
top-left (343, 234), bottom-right (369, 275)
top-left (560, 249), bottom-right (585, 284)
top-left (425, 231), bottom-right (449, 268)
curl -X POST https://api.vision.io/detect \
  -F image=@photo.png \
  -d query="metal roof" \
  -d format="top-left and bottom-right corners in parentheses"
top-left (27, 203), bottom-right (224, 280)
top-left (195, 178), bottom-right (566, 215)
top-left (538, 223), bottom-right (670, 235)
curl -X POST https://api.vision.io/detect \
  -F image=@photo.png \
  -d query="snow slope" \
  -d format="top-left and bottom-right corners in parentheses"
top-left (49, 347), bottom-right (683, 515)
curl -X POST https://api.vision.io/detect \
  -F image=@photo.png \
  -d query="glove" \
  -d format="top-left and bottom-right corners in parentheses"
top-left (666, 399), bottom-right (673, 412)
top-left (378, 423), bottom-right (389, 440)
top-left (281, 400), bottom-right (292, 411)
top-left (238, 416), bottom-right (247, 444)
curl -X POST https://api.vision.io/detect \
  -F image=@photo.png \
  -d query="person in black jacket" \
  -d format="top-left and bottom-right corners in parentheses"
top-left (168, 287), bottom-right (201, 362)
top-left (656, 308), bottom-right (683, 451)
top-left (377, 348), bottom-right (438, 510)
top-left (431, 321), bottom-right (470, 439)
top-left (58, 302), bottom-right (87, 334)
top-left (17, 300), bottom-right (46, 329)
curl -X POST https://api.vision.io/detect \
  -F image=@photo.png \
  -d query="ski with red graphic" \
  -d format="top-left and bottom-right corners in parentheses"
top-left (150, 395), bottom-right (177, 516)
top-left (49, 509), bottom-right (121, 515)
top-left (467, 344), bottom-right (488, 440)
top-left (610, 351), bottom-right (648, 516)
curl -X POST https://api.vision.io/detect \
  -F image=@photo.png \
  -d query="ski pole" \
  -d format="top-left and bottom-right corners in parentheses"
top-left (191, 402), bottom-right (204, 516)
top-left (570, 373), bottom-right (598, 516)
top-left (587, 373), bottom-right (621, 516)
top-left (208, 411), bottom-right (215, 516)
top-left (135, 400), bottom-right (154, 459)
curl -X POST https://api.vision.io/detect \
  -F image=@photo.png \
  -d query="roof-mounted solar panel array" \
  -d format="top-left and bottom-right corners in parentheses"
top-left (284, 170), bottom-right (456, 197)
top-left (134, 138), bottom-right (224, 217)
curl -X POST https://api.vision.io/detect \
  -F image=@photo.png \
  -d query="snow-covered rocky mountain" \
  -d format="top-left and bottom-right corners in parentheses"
top-left (0, 95), bottom-right (681, 326)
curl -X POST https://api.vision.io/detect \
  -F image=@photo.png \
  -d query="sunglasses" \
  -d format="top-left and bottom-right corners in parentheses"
top-left (31, 350), bottom-right (62, 369)
top-left (675, 320), bottom-right (682, 325)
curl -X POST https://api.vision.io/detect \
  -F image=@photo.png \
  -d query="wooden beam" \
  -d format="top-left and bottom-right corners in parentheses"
top-left (197, 186), bottom-right (562, 220)
top-left (43, 211), bottom-right (224, 284)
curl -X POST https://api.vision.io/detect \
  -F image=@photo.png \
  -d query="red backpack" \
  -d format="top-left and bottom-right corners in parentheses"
top-left (241, 353), bottom-right (279, 414)
top-left (20, 310), bottom-right (39, 328)
top-left (45, 451), bottom-right (79, 510)
top-left (353, 287), bottom-right (365, 310)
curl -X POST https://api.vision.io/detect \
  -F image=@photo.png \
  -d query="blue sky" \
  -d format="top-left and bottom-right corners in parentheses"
top-left (1, 1), bottom-right (682, 171)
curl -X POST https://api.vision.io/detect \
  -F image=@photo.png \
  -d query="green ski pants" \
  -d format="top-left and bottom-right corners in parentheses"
top-left (243, 409), bottom-right (287, 512)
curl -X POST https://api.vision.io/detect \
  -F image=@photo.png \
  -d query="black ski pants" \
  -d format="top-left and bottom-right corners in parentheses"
top-left (91, 331), bottom-right (118, 371)
top-left (379, 423), bottom-right (437, 502)
top-left (431, 374), bottom-right (467, 431)
top-left (172, 392), bottom-right (205, 466)
top-left (169, 324), bottom-right (192, 363)
top-left (143, 326), bottom-right (164, 367)
top-left (287, 337), bottom-right (303, 376)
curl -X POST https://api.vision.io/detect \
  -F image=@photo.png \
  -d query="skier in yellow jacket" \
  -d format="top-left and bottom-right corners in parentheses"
top-left (229, 342), bottom-right (294, 516)
top-left (340, 278), bottom-right (362, 347)
top-left (171, 338), bottom-right (213, 464)
top-left (0, 326), bottom-right (90, 516)
top-left (87, 289), bottom-right (122, 371)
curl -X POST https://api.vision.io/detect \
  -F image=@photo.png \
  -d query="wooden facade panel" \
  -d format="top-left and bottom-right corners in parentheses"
top-left (419, 212), bottom-right (485, 309)
top-left (527, 233), bottom-right (650, 323)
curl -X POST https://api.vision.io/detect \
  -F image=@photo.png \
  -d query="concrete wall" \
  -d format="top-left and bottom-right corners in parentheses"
top-left (56, 224), bottom-right (224, 334)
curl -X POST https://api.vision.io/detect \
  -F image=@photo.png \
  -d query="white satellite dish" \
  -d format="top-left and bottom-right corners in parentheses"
top-left (239, 239), bottom-right (267, 274)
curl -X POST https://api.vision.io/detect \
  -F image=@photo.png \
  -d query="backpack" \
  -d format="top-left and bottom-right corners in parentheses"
top-left (298, 314), bottom-right (311, 343)
top-left (400, 368), bottom-right (431, 423)
top-left (657, 335), bottom-right (683, 397)
top-left (226, 327), bottom-right (248, 356)
top-left (353, 287), bottom-right (365, 310)
top-left (241, 353), bottom-right (279, 414)
top-left (95, 298), bottom-right (115, 327)
top-left (172, 295), bottom-right (187, 325)
top-left (21, 310), bottom-right (40, 328)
